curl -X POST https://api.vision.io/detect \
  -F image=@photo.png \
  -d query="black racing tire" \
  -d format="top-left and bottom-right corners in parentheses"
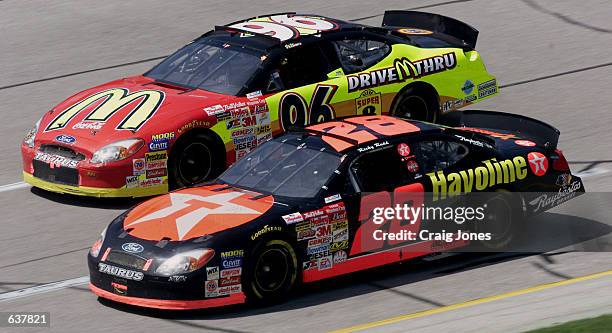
top-left (475, 191), bottom-right (524, 250)
top-left (391, 86), bottom-right (439, 122)
top-left (245, 239), bottom-right (299, 305)
top-left (169, 132), bottom-right (224, 190)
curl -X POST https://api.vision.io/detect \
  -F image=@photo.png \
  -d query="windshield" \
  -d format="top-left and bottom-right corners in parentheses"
top-left (219, 135), bottom-right (342, 198)
top-left (145, 36), bottom-right (264, 96)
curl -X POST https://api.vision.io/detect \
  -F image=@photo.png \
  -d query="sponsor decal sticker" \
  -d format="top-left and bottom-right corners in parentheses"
top-left (355, 89), bottom-right (381, 115)
top-left (397, 28), bottom-right (433, 35)
top-left (98, 263), bottom-right (144, 281)
top-left (333, 250), bottom-right (347, 264)
top-left (282, 212), bottom-right (304, 225)
top-left (121, 243), bottom-right (144, 253)
top-left (138, 177), bottom-right (164, 187)
top-left (206, 266), bottom-right (220, 280)
top-left (133, 158), bottom-right (145, 174)
top-left (462, 80), bottom-right (475, 95)
top-left (318, 255), bottom-right (333, 270)
top-left (148, 140), bottom-right (168, 151)
top-left (428, 157), bottom-right (528, 201)
top-left (324, 194), bottom-right (342, 204)
top-left (397, 143), bottom-right (411, 157)
top-left (72, 121), bottom-right (104, 130)
top-left (528, 152), bottom-right (548, 176)
top-left (219, 276), bottom-right (241, 287)
top-left (205, 279), bottom-right (218, 298)
top-left (146, 168), bottom-right (167, 178)
top-left (151, 132), bottom-right (175, 142)
top-left (126, 175), bottom-right (139, 188)
top-left (34, 152), bottom-right (79, 168)
top-left (55, 134), bottom-right (76, 144)
top-left (220, 267), bottom-right (242, 278)
top-left (347, 53), bottom-right (456, 92)
top-left (251, 225), bottom-right (283, 240)
top-left (145, 151), bottom-right (168, 170)
top-left (406, 159), bottom-right (420, 173)
top-left (515, 140), bottom-right (536, 147)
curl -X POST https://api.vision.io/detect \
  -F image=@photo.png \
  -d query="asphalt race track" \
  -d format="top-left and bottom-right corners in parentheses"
top-left (1, 1), bottom-right (612, 332)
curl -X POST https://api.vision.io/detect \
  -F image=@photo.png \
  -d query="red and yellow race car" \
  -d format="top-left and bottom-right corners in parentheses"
top-left (22, 11), bottom-right (497, 197)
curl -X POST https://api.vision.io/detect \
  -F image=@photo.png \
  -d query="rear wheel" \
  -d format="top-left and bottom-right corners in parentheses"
top-left (245, 239), bottom-right (298, 304)
top-left (476, 191), bottom-right (524, 250)
top-left (169, 132), bottom-right (224, 189)
top-left (391, 86), bottom-right (439, 122)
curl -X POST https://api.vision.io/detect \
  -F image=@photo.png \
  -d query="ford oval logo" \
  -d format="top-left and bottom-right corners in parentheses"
top-left (121, 243), bottom-right (144, 254)
top-left (55, 134), bottom-right (76, 144)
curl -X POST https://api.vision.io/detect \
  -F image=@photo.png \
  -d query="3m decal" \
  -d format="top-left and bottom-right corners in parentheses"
top-left (279, 85), bottom-right (337, 131)
top-left (45, 88), bottom-right (164, 131)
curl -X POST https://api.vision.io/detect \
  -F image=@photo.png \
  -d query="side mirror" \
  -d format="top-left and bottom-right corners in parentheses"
top-left (266, 71), bottom-right (284, 92)
top-left (327, 67), bottom-right (345, 79)
top-left (347, 55), bottom-right (364, 67)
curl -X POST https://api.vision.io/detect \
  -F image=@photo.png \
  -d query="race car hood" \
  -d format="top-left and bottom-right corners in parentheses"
top-left (34, 75), bottom-right (228, 154)
top-left (119, 184), bottom-right (280, 242)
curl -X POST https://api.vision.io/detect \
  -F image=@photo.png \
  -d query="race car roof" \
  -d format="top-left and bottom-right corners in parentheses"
top-left (302, 115), bottom-right (438, 152)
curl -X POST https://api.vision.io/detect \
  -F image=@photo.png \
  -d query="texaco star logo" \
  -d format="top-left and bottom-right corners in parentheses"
top-left (124, 187), bottom-right (273, 241)
top-left (397, 143), bottom-right (411, 157)
top-left (527, 152), bottom-right (548, 176)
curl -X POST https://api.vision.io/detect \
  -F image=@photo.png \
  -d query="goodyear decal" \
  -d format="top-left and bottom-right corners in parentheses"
top-left (428, 156), bottom-right (528, 201)
top-left (46, 88), bottom-right (164, 131)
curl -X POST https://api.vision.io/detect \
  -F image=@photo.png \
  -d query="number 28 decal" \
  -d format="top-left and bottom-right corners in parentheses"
top-left (45, 88), bottom-right (165, 132)
top-left (351, 183), bottom-right (425, 256)
top-left (279, 84), bottom-right (337, 131)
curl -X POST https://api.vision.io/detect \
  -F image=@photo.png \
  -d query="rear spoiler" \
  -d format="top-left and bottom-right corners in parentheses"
top-left (439, 110), bottom-right (560, 149)
top-left (382, 10), bottom-right (479, 49)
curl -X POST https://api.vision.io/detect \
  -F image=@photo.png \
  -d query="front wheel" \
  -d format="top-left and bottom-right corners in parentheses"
top-left (245, 239), bottom-right (298, 304)
top-left (169, 132), bottom-right (224, 189)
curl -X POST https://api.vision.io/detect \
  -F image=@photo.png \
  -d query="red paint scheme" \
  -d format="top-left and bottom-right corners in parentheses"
top-left (22, 75), bottom-right (261, 192)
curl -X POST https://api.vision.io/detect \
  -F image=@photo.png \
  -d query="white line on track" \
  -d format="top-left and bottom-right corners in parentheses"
top-left (0, 181), bottom-right (30, 193)
top-left (0, 276), bottom-right (89, 302)
top-left (574, 167), bottom-right (610, 178)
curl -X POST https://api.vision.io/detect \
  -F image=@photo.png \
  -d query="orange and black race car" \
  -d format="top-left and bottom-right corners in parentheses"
top-left (88, 114), bottom-right (583, 310)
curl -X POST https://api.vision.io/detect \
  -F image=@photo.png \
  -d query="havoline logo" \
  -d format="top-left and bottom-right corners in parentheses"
top-left (428, 157), bottom-right (528, 201)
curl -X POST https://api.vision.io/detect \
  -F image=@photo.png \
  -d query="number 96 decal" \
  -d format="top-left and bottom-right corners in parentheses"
top-left (279, 85), bottom-right (337, 131)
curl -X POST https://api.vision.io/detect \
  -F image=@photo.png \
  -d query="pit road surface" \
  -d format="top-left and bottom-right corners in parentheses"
top-left (1, 0), bottom-right (611, 332)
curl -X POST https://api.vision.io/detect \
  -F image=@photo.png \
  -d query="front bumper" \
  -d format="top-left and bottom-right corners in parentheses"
top-left (88, 252), bottom-right (246, 310)
top-left (89, 283), bottom-right (245, 310)
top-left (23, 172), bottom-right (167, 198)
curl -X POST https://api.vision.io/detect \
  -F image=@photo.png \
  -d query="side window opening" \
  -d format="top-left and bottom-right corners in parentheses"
top-left (417, 140), bottom-right (469, 174)
top-left (333, 39), bottom-right (390, 74)
top-left (264, 43), bottom-right (331, 92)
top-left (350, 146), bottom-right (414, 192)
